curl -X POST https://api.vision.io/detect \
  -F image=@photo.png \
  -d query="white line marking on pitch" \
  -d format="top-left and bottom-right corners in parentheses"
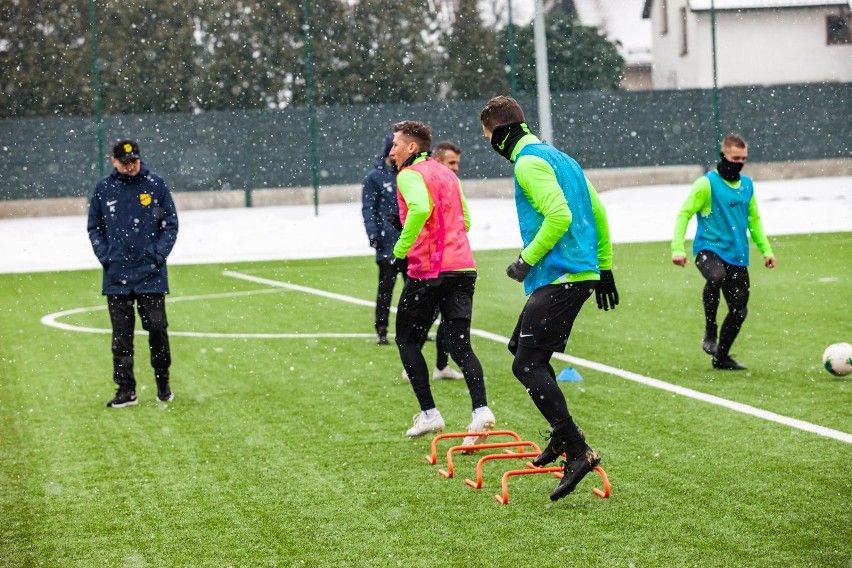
top-left (40, 287), bottom-right (376, 339)
top-left (224, 269), bottom-right (852, 445)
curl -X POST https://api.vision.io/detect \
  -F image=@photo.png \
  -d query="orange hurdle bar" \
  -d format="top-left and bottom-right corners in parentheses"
top-left (591, 466), bottom-right (611, 498)
top-left (464, 452), bottom-right (541, 489)
top-left (524, 457), bottom-right (611, 498)
top-left (424, 430), bottom-right (524, 465)
top-left (497, 464), bottom-right (611, 504)
top-left (438, 441), bottom-right (541, 478)
top-left (494, 467), bottom-right (563, 504)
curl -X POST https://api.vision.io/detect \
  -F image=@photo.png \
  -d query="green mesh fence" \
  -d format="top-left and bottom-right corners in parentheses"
top-left (0, 83), bottom-right (848, 200)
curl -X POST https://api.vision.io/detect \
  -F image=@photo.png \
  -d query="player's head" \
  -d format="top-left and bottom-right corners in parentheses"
top-left (390, 121), bottom-right (432, 169)
top-left (111, 138), bottom-right (142, 176)
top-left (433, 141), bottom-right (462, 174)
top-left (480, 96), bottom-right (525, 139)
top-left (381, 133), bottom-right (394, 159)
top-left (721, 134), bottom-right (748, 163)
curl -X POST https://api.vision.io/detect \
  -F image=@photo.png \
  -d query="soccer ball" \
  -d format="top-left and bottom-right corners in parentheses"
top-left (822, 342), bottom-right (852, 377)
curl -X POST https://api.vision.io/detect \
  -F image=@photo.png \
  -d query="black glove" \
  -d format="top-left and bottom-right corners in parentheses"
top-left (595, 269), bottom-right (619, 311)
top-left (506, 255), bottom-right (531, 283)
top-left (386, 213), bottom-right (403, 231)
top-left (387, 254), bottom-right (404, 269)
top-left (369, 237), bottom-right (381, 249)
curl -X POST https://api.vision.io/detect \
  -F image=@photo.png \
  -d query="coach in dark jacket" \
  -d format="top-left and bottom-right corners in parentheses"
top-left (361, 134), bottom-right (406, 345)
top-left (87, 139), bottom-right (179, 408)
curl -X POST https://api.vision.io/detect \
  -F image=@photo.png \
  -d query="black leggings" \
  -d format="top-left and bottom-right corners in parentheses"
top-left (375, 258), bottom-right (406, 334)
top-left (508, 342), bottom-right (587, 457)
top-left (695, 250), bottom-right (750, 358)
top-left (398, 318), bottom-right (486, 411)
top-left (396, 274), bottom-right (486, 412)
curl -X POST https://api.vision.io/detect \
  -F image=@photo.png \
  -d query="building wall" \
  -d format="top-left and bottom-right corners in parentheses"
top-left (622, 65), bottom-right (654, 90)
top-left (650, 3), bottom-right (852, 88)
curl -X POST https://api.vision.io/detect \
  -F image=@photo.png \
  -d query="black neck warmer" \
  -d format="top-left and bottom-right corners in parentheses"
top-left (399, 151), bottom-right (430, 170)
top-left (717, 153), bottom-right (744, 182)
top-left (490, 122), bottom-right (530, 162)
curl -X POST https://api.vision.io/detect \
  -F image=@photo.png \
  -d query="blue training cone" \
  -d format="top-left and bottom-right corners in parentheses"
top-left (556, 367), bottom-right (583, 382)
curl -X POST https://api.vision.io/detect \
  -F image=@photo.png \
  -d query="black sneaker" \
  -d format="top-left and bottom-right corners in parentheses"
top-left (156, 383), bottom-right (174, 402)
top-left (533, 427), bottom-right (586, 467)
top-left (107, 389), bottom-right (138, 408)
top-left (532, 432), bottom-right (565, 467)
top-left (550, 447), bottom-right (601, 501)
top-left (376, 333), bottom-right (389, 346)
top-left (702, 326), bottom-right (718, 355)
top-left (712, 356), bottom-right (747, 370)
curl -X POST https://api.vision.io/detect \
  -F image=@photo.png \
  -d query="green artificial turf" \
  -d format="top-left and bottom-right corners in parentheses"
top-left (1, 233), bottom-right (850, 567)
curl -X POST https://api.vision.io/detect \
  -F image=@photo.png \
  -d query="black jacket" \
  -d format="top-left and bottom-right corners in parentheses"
top-left (361, 155), bottom-right (400, 260)
top-left (87, 163), bottom-right (179, 295)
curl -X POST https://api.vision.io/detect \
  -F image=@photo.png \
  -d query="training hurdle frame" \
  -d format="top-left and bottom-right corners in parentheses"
top-left (424, 430), bottom-right (525, 465)
top-left (426, 430), bottom-right (611, 504)
top-left (438, 441), bottom-right (542, 478)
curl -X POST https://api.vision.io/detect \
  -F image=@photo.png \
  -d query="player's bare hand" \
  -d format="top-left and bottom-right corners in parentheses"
top-left (765, 256), bottom-right (776, 268)
top-left (672, 255), bottom-right (688, 267)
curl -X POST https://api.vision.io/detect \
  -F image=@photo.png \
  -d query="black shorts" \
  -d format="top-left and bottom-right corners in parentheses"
top-left (395, 272), bottom-right (476, 344)
top-left (510, 281), bottom-right (595, 353)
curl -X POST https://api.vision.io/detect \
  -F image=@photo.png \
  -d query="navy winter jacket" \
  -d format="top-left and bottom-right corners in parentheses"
top-left (361, 155), bottom-right (400, 261)
top-left (87, 163), bottom-right (179, 295)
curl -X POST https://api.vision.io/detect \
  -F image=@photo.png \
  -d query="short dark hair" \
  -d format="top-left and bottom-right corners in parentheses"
top-left (433, 140), bottom-right (461, 159)
top-left (480, 96), bottom-right (525, 130)
top-left (393, 120), bottom-right (432, 152)
top-left (721, 134), bottom-right (747, 149)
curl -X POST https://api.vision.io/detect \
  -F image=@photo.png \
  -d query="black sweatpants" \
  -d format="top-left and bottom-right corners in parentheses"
top-left (375, 257), bottom-right (406, 334)
top-left (395, 273), bottom-right (486, 412)
top-left (695, 250), bottom-right (750, 359)
top-left (107, 294), bottom-right (171, 390)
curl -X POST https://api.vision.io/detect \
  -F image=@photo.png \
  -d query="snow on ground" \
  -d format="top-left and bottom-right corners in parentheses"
top-left (1, 177), bottom-right (849, 274)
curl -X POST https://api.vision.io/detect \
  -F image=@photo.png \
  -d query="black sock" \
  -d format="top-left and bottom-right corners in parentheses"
top-left (553, 417), bottom-right (588, 458)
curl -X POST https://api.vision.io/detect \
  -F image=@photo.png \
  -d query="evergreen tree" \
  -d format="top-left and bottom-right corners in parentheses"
top-left (512, 10), bottom-right (624, 96)
top-left (304, 0), bottom-right (440, 105)
top-left (94, 0), bottom-right (197, 114)
top-left (192, 0), bottom-right (304, 111)
top-left (0, 0), bottom-right (625, 118)
top-left (0, 0), bottom-right (92, 117)
top-left (444, 0), bottom-right (508, 101)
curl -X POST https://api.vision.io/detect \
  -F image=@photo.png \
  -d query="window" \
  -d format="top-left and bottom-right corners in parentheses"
top-left (680, 7), bottom-right (688, 56)
top-left (661, 0), bottom-right (669, 35)
top-left (827, 15), bottom-right (851, 45)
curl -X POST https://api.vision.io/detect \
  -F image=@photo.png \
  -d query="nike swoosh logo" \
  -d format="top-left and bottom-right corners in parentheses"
top-left (497, 132), bottom-right (510, 150)
top-left (519, 333), bottom-right (533, 338)
top-left (106, 200), bottom-right (118, 206)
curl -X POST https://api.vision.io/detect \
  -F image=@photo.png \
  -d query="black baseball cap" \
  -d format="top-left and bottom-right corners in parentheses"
top-left (113, 139), bottom-right (141, 163)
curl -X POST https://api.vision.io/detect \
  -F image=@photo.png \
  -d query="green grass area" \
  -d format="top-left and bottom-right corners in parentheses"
top-left (1, 233), bottom-right (850, 567)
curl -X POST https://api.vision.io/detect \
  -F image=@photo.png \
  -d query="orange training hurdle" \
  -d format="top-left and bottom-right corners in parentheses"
top-left (494, 467), bottom-right (565, 504)
top-left (464, 451), bottom-right (541, 489)
top-left (424, 430), bottom-right (524, 465)
top-left (438, 440), bottom-right (542, 478)
top-left (494, 466), bottom-right (611, 504)
top-left (424, 430), bottom-right (612, 504)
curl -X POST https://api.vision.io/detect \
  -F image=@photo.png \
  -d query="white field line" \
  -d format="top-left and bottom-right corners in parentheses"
top-left (224, 270), bottom-right (852, 445)
top-left (39, 287), bottom-right (375, 339)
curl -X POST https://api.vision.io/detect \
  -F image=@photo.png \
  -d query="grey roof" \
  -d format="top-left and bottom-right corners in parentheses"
top-left (643, 0), bottom-right (850, 17)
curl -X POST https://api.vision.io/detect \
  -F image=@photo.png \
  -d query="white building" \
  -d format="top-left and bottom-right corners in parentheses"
top-left (573, 0), bottom-right (654, 89)
top-left (641, 0), bottom-right (852, 88)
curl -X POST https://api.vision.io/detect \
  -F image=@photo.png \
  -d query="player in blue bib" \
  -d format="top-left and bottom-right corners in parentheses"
top-left (672, 134), bottom-right (776, 370)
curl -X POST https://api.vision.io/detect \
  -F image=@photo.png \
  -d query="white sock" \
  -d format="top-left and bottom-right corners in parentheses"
top-left (472, 406), bottom-right (490, 416)
top-left (423, 408), bottom-right (439, 418)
